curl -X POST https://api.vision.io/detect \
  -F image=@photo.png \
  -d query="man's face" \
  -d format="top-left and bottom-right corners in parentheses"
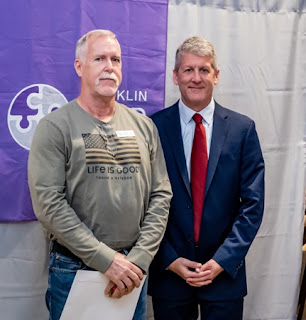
top-left (173, 53), bottom-right (219, 111)
top-left (75, 35), bottom-right (122, 98)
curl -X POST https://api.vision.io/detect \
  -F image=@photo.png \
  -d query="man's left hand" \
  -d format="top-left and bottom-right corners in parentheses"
top-left (186, 259), bottom-right (223, 287)
top-left (104, 252), bottom-right (143, 298)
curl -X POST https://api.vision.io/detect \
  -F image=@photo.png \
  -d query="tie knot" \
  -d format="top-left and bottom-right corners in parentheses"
top-left (193, 113), bottom-right (203, 124)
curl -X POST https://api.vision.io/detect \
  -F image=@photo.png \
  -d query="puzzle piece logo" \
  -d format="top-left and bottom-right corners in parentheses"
top-left (7, 84), bottom-right (68, 150)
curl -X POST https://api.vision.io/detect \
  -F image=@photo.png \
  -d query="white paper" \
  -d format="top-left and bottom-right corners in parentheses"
top-left (60, 270), bottom-right (146, 320)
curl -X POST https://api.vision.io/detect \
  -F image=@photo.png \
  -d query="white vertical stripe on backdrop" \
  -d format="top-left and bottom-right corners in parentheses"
top-left (0, 222), bottom-right (49, 320)
top-left (165, 0), bottom-right (305, 319)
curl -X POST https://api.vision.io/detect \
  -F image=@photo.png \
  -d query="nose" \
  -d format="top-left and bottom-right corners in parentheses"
top-left (192, 70), bottom-right (201, 83)
top-left (104, 58), bottom-right (113, 72)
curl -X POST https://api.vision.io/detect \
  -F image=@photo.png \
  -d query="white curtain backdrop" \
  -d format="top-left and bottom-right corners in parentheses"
top-left (165, 1), bottom-right (305, 319)
top-left (0, 222), bottom-right (49, 319)
top-left (0, 1), bottom-right (305, 320)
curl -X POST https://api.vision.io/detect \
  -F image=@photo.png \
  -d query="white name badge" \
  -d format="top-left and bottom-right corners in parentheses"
top-left (115, 130), bottom-right (135, 137)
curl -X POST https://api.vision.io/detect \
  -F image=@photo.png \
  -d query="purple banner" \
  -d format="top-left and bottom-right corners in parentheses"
top-left (0, 0), bottom-right (168, 221)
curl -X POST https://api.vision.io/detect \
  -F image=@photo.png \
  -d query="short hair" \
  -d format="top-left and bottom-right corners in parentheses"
top-left (174, 36), bottom-right (218, 72)
top-left (75, 29), bottom-right (118, 61)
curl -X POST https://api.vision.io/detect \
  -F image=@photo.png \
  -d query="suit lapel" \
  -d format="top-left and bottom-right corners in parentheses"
top-left (164, 104), bottom-right (191, 197)
top-left (205, 103), bottom-right (230, 196)
top-left (161, 102), bottom-right (230, 199)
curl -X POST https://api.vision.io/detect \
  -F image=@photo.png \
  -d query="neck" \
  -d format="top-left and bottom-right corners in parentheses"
top-left (182, 97), bottom-right (212, 112)
top-left (76, 94), bottom-right (116, 122)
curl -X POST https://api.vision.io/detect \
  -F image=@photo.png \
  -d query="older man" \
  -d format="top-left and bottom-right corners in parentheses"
top-left (28, 29), bottom-right (172, 320)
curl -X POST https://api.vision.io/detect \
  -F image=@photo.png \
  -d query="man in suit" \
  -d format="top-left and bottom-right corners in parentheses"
top-left (148, 36), bottom-right (265, 320)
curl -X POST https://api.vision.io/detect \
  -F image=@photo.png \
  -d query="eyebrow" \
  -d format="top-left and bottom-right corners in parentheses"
top-left (183, 65), bottom-right (211, 69)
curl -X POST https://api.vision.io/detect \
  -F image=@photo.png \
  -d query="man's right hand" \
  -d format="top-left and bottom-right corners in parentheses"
top-left (167, 257), bottom-right (211, 285)
top-left (104, 252), bottom-right (143, 298)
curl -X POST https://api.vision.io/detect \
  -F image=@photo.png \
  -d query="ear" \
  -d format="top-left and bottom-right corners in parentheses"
top-left (74, 59), bottom-right (82, 77)
top-left (214, 69), bottom-right (220, 85)
top-left (173, 69), bottom-right (179, 85)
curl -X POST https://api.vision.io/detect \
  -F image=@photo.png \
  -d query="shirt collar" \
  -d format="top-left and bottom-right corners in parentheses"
top-left (178, 98), bottom-right (215, 125)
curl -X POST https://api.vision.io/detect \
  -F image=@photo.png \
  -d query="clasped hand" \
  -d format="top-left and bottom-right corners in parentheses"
top-left (168, 257), bottom-right (223, 287)
top-left (104, 252), bottom-right (143, 298)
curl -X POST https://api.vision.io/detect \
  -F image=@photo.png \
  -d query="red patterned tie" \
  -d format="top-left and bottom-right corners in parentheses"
top-left (191, 113), bottom-right (208, 244)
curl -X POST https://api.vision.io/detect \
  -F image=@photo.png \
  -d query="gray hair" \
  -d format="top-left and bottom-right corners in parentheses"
top-left (174, 36), bottom-right (218, 72)
top-left (75, 29), bottom-right (118, 61)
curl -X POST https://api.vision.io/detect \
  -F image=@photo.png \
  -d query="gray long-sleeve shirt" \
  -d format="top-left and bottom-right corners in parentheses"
top-left (28, 100), bottom-right (172, 273)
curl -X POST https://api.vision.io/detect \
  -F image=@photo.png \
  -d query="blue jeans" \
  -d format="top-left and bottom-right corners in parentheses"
top-left (46, 252), bottom-right (148, 320)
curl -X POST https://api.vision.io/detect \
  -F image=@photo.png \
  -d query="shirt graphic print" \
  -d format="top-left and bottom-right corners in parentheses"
top-left (82, 131), bottom-right (141, 179)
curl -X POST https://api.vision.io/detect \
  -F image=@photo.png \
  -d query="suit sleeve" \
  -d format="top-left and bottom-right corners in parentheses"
top-left (150, 112), bottom-right (183, 270)
top-left (212, 120), bottom-right (265, 278)
top-left (127, 121), bottom-right (173, 272)
top-left (154, 235), bottom-right (181, 270)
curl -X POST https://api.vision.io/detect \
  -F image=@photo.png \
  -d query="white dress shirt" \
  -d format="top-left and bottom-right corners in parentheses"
top-left (178, 98), bottom-right (215, 180)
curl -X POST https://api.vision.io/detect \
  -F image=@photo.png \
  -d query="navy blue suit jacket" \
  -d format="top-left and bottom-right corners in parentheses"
top-left (148, 101), bottom-right (265, 301)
